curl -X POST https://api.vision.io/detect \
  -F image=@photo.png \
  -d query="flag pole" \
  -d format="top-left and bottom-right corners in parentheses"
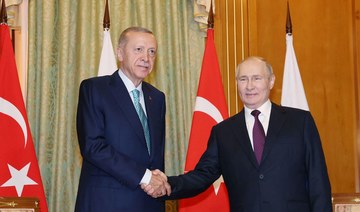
top-left (208, 0), bottom-right (214, 29)
top-left (281, 1), bottom-right (310, 111)
top-left (103, 0), bottom-right (110, 30)
top-left (286, 1), bottom-right (292, 35)
top-left (0, 0), bottom-right (7, 24)
top-left (98, 0), bottom-right (117, 76)
top-left (1, 1), bottom-right (14, 56)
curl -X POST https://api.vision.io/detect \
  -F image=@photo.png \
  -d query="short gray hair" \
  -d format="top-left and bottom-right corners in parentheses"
top-left (117, 26), bottom-right (154, 49)
top-left (236, 56), bottom-right (273, 78)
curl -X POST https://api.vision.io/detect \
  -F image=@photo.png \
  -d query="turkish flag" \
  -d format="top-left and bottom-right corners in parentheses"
top-left (0, 25), bottom-right (48, 211)
top-left (179, 28), bottom-right (230, 211)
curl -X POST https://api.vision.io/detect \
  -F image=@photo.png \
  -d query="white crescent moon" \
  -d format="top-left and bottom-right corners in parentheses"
top-left (194, 96), bottom-right (224, 123)
top-left (0, 97), bottom-right (27, 147)
top-left (193, 96), bottom-right (226, 195)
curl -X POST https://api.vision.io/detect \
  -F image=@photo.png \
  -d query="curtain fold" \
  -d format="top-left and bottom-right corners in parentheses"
top-left (28, 0), bottom-right (204, 211)
top-left (194, 0), bottom-right (215, 32)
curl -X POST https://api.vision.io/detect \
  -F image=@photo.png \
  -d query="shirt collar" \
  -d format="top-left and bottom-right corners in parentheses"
top-left (118, 69), bottom-right (143, 93)
top-left (244, 99), bottom-right (272, 118)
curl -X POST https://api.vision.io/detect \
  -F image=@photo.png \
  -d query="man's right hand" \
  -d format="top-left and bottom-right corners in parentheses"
top-left (141, 169), bottom-right (171, 198)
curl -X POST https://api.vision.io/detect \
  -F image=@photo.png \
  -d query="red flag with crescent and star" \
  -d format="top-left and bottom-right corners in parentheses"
top-left (179, 28), bottom-right (230, 211)
top-left (0, 24), bottom-right (48, 211)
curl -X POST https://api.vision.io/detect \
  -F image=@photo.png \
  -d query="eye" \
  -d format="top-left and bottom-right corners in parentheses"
top-left (238, 77), bottom-right (248, 82)
top-left (148, 49), bottom-right (156, 57)
top-left (134, 47), bottom-right (143, 53)
top-left (254, 76), bottom-right (262, 81)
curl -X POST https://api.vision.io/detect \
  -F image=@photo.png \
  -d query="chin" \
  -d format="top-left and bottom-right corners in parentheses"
top-left (245, 102), bottom-right (260, 109)
top-left (244, 98), bottom-right (258, 105)
top-left (136, 70), bottom-right (150, 76)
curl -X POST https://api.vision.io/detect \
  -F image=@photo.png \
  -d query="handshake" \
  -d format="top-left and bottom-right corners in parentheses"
top-left (141, 169), bottom-right (171, 198)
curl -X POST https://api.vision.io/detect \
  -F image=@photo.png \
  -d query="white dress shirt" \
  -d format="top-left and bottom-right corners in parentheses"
top-left (118, 70), bottom-right (152, 184)
top-left (244, 100), bottom-right (272, 150)
top-left (118, 70), bottom-right (147, 116)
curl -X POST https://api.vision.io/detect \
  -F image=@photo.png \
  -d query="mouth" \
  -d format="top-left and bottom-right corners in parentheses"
top-left (138, 64), bottom-right (150, 71)
top-left (246, 93), bottom-right (257, 97)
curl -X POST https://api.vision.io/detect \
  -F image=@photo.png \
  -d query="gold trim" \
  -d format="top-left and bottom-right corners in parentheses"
top-left (225, 0), bottom-right (230, 113)
top-left (0, 201), bottom-right (18, 207)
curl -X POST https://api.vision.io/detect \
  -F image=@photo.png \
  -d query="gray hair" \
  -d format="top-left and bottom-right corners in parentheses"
top-left (117, 26), bottom-right (154, 49)
top-left (236, 56), bottom-right (273, 78)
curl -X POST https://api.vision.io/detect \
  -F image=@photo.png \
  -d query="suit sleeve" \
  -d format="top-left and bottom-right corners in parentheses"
top-left (76, 80), bottom-right (146, 189)
top-left (304, 112), bottom-right (332, 211)
top-left (167, 127), bottom-right (222, 199)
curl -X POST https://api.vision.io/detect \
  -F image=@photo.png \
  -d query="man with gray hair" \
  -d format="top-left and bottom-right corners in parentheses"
top-left (75, 26), bottom-right (169, 212)
top-left (144, 56), bottom-right (332, 212)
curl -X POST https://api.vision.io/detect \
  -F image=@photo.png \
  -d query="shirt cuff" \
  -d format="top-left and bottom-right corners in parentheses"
top-left (139, 169), bottom-right (151, 184)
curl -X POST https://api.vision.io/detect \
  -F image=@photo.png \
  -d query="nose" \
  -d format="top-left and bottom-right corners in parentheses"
top-left (246, 80), bottom-right (254, 90)
top-left (141, 52), bottom-right (150, 62)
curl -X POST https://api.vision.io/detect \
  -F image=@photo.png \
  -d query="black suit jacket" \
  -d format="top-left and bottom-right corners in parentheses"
top-left (75, 71), bottom-right (166, 212)
top-left (168, 103), bottom-right (332, 212)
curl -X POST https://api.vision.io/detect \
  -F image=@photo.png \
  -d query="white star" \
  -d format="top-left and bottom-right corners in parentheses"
top-left (1, 163), bottom-right (38, 196)
top-left (212, 175), bottom-right (224, 195)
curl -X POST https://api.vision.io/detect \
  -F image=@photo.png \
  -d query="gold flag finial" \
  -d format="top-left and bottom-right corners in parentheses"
top-left (207, 0), bottom-right (214, 29)
top-left (286, 1), bottom-right (292, 34)
top-left (103, 0), bottom-right (110, 30)
top-left (0, 0), bottom-right (7, 24)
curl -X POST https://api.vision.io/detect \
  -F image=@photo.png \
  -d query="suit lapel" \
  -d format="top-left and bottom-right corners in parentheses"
top-left (230, 111), bottom-right (259, 168)
top-left (261, 103), bottom-right (287, 163)
top-left (108, 71), bottom-right (148, 146)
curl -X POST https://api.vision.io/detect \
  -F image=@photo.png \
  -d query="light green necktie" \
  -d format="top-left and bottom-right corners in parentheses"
top-left (131, 89), bottom-right (151, 154)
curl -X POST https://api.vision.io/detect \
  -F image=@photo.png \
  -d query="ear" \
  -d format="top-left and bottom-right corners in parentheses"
top-left (117, 48), bottom-right (124, 62)
top-left (269, 74), bottom-right (275, 89)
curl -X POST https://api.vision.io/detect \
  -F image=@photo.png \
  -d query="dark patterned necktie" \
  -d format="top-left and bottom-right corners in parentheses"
top-left (132, 89), bottom-right (151, 155)
top-left (251, 110), bottom-right (265, 164)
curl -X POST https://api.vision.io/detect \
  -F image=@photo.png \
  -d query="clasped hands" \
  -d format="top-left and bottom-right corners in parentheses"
top-left (141, 169), bottom-right (171, 198)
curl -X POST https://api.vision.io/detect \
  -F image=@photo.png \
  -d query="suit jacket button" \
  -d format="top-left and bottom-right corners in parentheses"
top-left (259, 174), bottom-right (264, 180)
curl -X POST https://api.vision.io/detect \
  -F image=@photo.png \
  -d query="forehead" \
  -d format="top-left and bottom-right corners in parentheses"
top-left (126, 31), bottom-right (157, 48)
top-left (238, 59), bottom-right (268, 76)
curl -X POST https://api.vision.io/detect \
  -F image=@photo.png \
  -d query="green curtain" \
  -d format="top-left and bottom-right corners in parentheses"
top-left (27, 0), bottom-right (204, 211)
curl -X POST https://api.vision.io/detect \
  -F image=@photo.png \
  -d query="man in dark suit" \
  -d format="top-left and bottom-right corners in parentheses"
top-left (75, 27), bottom-right (170, 212)
top-left (145, 56), bottom-right (332, 211)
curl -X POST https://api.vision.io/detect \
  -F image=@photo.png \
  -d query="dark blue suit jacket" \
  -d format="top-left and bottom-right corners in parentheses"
top-left (168, 103), bottom-right (332, 212)
top-left (75, 71), bottom-right (166, 212)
